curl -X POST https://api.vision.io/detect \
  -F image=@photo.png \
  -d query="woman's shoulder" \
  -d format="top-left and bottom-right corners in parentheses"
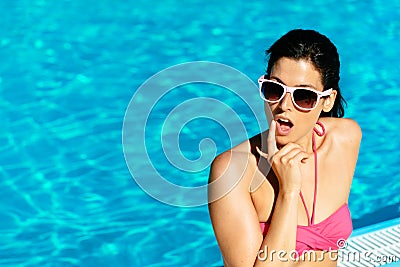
top-left (208, 134), bottom-right (261, 184)
top-left (320, 117), bottom-right (362, 144)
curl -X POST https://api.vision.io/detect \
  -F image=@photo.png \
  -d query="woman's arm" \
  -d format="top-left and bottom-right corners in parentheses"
top-left (255, 188), bottom-right (299, 266)
top-left (254, 121), bottom-right (309, 266)
top-left (208, 150), bottom-right (264, 266)
top-left (324, 117), bottom-right (361, 162)
top-left (208, 150), bottom-right (304, 267)
top-left (329, 118), bottom-right (362, 192)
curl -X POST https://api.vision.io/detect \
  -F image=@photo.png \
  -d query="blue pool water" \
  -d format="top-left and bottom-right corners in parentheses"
top-left (1, 0), bottom-right (400, 266)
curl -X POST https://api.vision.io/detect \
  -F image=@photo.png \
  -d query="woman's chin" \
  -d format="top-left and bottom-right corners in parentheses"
top-left (275, 135), bottom-right (291, 148)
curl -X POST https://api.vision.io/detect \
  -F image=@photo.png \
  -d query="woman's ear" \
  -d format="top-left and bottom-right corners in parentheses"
top-left (322, 90), bottom-right (337, 112)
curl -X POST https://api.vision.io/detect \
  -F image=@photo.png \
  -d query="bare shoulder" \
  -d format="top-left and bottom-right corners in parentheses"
top-left (208, 133), bottom-right (262, 182)
top-left (319, 118), bottom-right (361, 200)
top-left (208, 136), bottom-right (261, 203)
top-left (208, 138), bottom-right (263, 266)
top-left (320, 117), bottom-right (362, 145)
top-left (208, 139), bottom-right (255, 184)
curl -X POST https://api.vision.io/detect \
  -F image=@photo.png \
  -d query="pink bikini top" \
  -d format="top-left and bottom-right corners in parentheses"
top-left (259, 122), bottom-right (353, 255)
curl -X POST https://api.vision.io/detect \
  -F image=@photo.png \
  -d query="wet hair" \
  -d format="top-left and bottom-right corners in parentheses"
top-left (265, 29), bottom-right (346, 118)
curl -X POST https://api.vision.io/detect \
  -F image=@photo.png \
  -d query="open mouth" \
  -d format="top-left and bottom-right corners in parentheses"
top-left (276, 118), bottom-right (293, 135)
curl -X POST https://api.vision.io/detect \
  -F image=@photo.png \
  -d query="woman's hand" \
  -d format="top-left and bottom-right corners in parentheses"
top-left (257, 120), bottom-right (309, 193)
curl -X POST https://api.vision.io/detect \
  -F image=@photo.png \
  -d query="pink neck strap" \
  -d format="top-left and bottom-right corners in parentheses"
top-left (299, 121), bottom-right (325, 226)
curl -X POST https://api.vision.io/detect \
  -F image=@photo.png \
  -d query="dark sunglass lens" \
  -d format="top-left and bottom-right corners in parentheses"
top-left (262, 82), bottom-right (283, 101)
top-left (293, 89), bottom-right (318, 108)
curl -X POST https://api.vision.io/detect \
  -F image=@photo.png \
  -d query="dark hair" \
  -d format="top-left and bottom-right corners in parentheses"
top-left (266, 29), bottom-right (346, 118)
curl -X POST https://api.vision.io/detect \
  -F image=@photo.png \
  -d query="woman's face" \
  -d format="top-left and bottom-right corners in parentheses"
top-left (266, 57), bottom-right (327, 148)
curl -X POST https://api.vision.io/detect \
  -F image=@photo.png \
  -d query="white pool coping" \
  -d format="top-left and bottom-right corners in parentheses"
top-left (338, 217), bottom-right (400, 267)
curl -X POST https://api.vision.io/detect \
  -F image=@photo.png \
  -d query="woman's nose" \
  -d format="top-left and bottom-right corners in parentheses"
top-left (279, 92), bottom-right (293, 110)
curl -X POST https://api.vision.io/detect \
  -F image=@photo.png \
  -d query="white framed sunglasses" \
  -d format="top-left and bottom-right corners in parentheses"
top-left (258, 76), bottom-right (333, 111)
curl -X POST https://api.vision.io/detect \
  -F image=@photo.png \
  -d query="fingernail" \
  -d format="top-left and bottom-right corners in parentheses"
top-left (256, 147), bottom-right (268, 158)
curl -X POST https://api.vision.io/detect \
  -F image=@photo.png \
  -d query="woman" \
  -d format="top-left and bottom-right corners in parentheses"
top-left (208, 29), bottom-right (362, 266)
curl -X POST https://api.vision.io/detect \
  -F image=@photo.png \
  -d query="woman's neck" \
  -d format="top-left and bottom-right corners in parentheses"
top-left (294, 129), bottom-right (315, 155)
